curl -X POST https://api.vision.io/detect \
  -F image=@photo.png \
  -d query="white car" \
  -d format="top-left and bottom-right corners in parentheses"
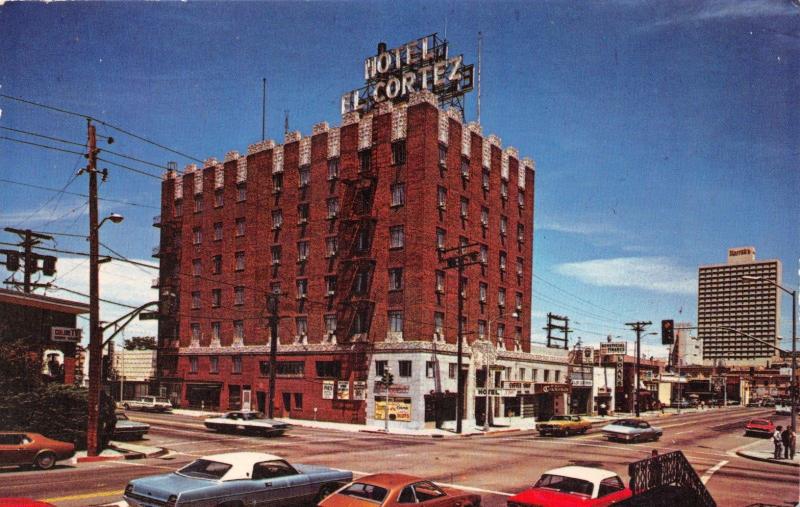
top-left (204, 410), bottom-right (291, 437)
top-left (601, 419), bottom-right (662, 443)
top-left (122, 395), bottom-right (173, 412)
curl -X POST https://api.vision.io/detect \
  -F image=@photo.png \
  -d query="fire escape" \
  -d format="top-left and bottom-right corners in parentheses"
top-left (336, 155), bottom-right (378, 385)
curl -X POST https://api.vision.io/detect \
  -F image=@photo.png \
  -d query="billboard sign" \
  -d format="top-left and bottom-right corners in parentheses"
top-left (341, 33), bottom-right (474, 115)
top-left (322, 380), bottom-right (334, 400)
top-left (601, 342), bottom-right (627, 356)
top-left (374, 400), bottom-right (411, 421)
top-left (336, 380), bottom-right (350, 400)
top-left (51, 327), bottom-right (82, 343)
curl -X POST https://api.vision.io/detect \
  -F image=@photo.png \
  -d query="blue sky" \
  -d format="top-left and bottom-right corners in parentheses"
top-left (1, 1), bottom-right (797, 357)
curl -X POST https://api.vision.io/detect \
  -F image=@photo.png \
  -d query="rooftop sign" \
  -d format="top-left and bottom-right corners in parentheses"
top-left (341, 33), bottom-right (474, 116)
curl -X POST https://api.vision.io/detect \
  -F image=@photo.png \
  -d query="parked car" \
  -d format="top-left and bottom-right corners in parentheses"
top-left (536, 415), bottom-right (592, 436)
top-left (123, 452), bottom-right (352, 507)
top-left (746, 399), bottom-right (762, 407)
top-left (601, 419), bottom-right (662, 443)
top-left (204, 410), bottom-right (291, 437)
top-left (319, 473), bottom-right (481, 507)
top-left (122, 396), bottom-right (173, 412)
top-left (0, 432), bottom-right (75, 470)
top-left (113, 412), bottom-right (150, 440)
top-left (670, 399), bottom-right (693, 409)
top-left (744, 418), bottom-right (775, 437)
top-left (507, 466), bottom-right (632, 507)
top-left (0, 500), bottom-right (55, 506)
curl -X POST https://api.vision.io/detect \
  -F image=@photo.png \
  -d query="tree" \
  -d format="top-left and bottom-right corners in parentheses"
top-left (124, 336), bottom-right (157, 350)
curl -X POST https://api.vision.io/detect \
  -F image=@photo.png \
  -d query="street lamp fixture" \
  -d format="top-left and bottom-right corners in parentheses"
top-left (740, 275), bottom-right (797, 432)
top-left (98, 213), bottom-right (124, 229)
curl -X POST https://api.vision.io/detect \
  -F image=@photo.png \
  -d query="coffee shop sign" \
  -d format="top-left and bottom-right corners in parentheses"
top-left (341, 33), bottom-right (474, 115)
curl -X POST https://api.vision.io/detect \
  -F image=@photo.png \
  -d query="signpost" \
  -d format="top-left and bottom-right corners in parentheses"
top-left (51, 327), bottom-right (82, 343)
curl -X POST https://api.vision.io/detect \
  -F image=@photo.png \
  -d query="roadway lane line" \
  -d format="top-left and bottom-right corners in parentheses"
top-left (39, 489), bottom-right (123, 503)
top-left (700, 460), bottom-right (729, 485)
top-left (673, 430), bottom-right (695, 435)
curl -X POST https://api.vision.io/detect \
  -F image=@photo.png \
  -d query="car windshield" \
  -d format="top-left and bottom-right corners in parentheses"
top-left (242, 412), bottom-right (265, 420)
top-left (750, 420), bottom-right (769, 425)
top-left (616, 420), bottom-right (642, 428)
top-left (156, 397), bottom-right (170, 403)
top-left (338, 482), bottom-right (388, 503)
top-left (550, 416), bottom-right (571, 421)
top-left (535, 474), bottom-right (594, 497)
top-left (178, 459), bottom-right (232, 480)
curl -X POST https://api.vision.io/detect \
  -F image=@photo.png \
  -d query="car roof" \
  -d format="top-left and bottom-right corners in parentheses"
top-left (542, 466), bottom-right (620, 483)
top-left (197, 452), bottom-right (286, 481)
top-left (355, 473), bottom-right (425, 488)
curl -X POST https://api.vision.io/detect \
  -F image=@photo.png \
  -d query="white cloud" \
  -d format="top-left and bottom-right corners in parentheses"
top-left (653, 0), bottom-right (796, 26)
top-left (537, 218), bottom-right (619, 236)
top-left (43, 256), bottom-right (158, 342)
top-left (555, 256), bottom-right (696, 295)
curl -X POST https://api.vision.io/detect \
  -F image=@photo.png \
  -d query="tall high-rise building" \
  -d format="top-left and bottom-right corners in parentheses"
top-left (698, 247), bottom-right (782, 367)
top-left (151, 34), bottom-right (573, 429)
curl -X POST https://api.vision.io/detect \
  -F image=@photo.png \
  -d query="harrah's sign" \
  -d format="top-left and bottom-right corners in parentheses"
top-left (341, 33), bottom-right (474, 115)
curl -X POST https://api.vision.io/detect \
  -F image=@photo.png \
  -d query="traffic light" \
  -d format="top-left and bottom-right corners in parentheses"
top-left (42, 256), bottom-right (57, 276)
top-left (4, 251), bottom-right (20, 271)
top-left (661, 319), bottom-right (674, 345)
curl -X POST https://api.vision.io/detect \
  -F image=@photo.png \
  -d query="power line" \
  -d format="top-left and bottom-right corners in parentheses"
top-left (0, 135), bottom-right (85, 157)
top-left (0, 178), bottom-right (160, 210)
top-left (534, 273), bottom-right (625, 318)
top-left (97, 157), bottom-right (162, 180)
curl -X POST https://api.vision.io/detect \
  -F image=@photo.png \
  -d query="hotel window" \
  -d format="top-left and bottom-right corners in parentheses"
top-left (296, 317), bottom-right (308, 336)
top-left (499, 252), bottom-right (507, 272)
top-left (500, 180), bottom-right (508, 200)
top-left (296, 279), bottom-right (308, 299)
top-left (194, 195), bottom-right (203, 213)
top-left (359, 150), bottom-right (371, 173)
top-left (235, 251), bottom-right (245, 271)
top-left (436, 228), bottom-right (446, 251)
top-left (392, 140), bottom-right (406, 165)
top-left (191, 291), bottom-right (200, 309)
top-left (389, 225), bottom-right (404, 249)
top-left (297, 203), bottom-right (309, 224)
top-left (426, 361), bottom-right (436, 378)
top-left (269, 245), bottom-right (281, 266)
top-left (212, 255), bottom-right (222, 274)
top-left (481, 207), bottom-right (489, 228)
top-left (327, 158), bottom-right (339, 180)
top-left (209, 356), bottom-right (219, 373)
top-left (234, 286), bottom-right (245, 306)
top-left (325, 276), bottom-right (337, 295)
top-left (390, 183), bottom-right (405, 207)
top-left (516, 257), bottom-right (524, 282)
top-left (460, 197), bottom-right (469, 219)
top-left (354, 270), bottom-right (370, 294)
top-left (211, 289), bottom-right (221, 308)
top-left (460, 158), bottom-right (470, 179)
top-left (214, 191), bottom-right (223, 208)
top-left (272, 173), bottom-right (283, 192)
top-left (515, 293), bottom-right (523, 311)
top-left (326, 198), bottom-right (339, 219)
top-left (389, 311), bottom-right (404, 333)
top-left (212, 322), bottom-right (220, 341)
top-left (325, 237), bottom-right (338, 257)
top-left (272, 210), bottom-right (283, 229)
top-left (532, 369), bottom-right (538, 382)
top-left (355, 228), bottom-right (370, 252)
top-left (497, 324), bottom-right (505, 344)
top-left (482, 169), bottom-right (490, 190)
top-left (315, 361), bottom-right (341, 378)
top-left (517, 224), bottom-right (524, 244)
top-left (498, 288), bottom-right (506, 308)
top-left (236, 184), bottom-right (246, 202)
top-left (435, 271), bottom-right (445, 293)
top-left (189, 356), bottom-right (198, 373)
top-left (297, 241), bottom-right (309, 262)
top-left (438, 144), bottom-right (447, 166)
top-left (479, 282), bottom-right (487, 303)
top-left (478, 320), bottom-right (487, 340)
top-left (174, 200), bottom-right (182, 218)
top-left (437, 186), bottom-right (447, 209)
top-left (235, 217), bottom-right (246, 237)
top-left (232, 356), bottom-right (242, 374)
top-left (213, 222), bottom-right (223, 241)
top-left (192, 259), bottom-right (201, 276)
top-left (500, 215), bottom-right (508, 237)
top-left (389, 268), bottom-right (403, 291)
top-left (518, 190), bottom-right (525, 208)
top-left (192, 227), bottom-right (202, 245)
top-left (480, 245), bottom-right (488, 265)
top-left (234, 320), bottom-right (244, 342)
top-left (299, 166), bottom-right (310, 188)
top-left (434, 312), bottom-right (444, 335)
top-left (325, 315), bottom-right (337, 334)
top-left (398, 360), bottom-right (412, 377)
top-left (375, 360), bottom-right (387, 377)
top-left (191, 323), bottom-right (201, 343)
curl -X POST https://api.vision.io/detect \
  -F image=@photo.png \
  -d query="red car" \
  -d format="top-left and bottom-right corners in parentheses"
top-left (0, 432), bottom-right (75, 470)
top-left (508, 466), bottom-right (632, 507)
top-left (0, 500), bottom-right (55, 507)
top-left (319, 473), bottom-right (481, 507)
top-left (744, 418), bottom-right (775, 437)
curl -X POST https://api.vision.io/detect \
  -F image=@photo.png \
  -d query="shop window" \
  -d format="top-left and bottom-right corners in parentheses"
top-left (316, 361), bottom-right (341, 378)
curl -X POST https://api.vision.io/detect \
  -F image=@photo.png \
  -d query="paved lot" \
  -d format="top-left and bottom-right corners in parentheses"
top-left (0, 407), bottom-right (797, 506)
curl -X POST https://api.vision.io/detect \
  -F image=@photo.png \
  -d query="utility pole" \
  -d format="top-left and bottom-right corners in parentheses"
top-left (267, 291), bottom-right (280, 419)
top-left (626, 321), bottom-right (651, 418)
top-left (3, 228), bottom-right (54, 292)
top-left (86, 119), bottom-right (101, 456)
top-left (440, 241), bottom-right (481, 434)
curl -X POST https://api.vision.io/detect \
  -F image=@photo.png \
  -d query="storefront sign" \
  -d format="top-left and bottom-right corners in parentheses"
top-left (535, 383), bottom-right (570, 394)
top-left (779, 367), bottom-right (792, 376)
top-left (352, 381), bottom-right (367, 400)
top-left (477, 388), bottom-right (519, 397)
top-left (600, 342), bottom-right (627, 356)
top-left (571, 379), bottom-right (593, 387)
top-left (322, 380), bottom-right (334, 400)
top-left (616, 355), bottom-right (624, 387)
top-left (341, 33), bottom-right (474, 115)
top-left (374, 383), bottom-right (410, 396)
top-left (51, 326), bottom-right (81, 343)
top-left (337, 380), bottom-right (350, 400)
top-left (374, 400), bottom-right (411, 421)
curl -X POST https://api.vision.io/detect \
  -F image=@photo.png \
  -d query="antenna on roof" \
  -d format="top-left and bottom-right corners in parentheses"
top-left (284, 110), bottom-right (289, 136)
top-left (477, 31), bottom-right (482, 124)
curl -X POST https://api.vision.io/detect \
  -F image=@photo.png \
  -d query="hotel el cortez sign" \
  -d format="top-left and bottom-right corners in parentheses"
top-left (341, 33), bottom-right (474, 115)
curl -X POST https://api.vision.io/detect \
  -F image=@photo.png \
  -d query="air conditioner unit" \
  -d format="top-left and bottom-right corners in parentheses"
top-left (516, 305), bottom-right (523, 312)
top-left (272, 223), bottom-right (282, 230)
top-left (481, 220), bottom-right (488, 228)
top-left (326, 290), bottom-right (335, 296)
top-left (298, 256), bottom-right (307, 262)
top-left (460, 211), bottom-right (468, 219)
top-left (461, 172), bottom-right (470, 181)
top-left (498, 301), bottom-right (505, 308)
top-left (518, 202), bottom-right (525, 209)
top-left (436, 287), bottom-right (445, 294)
top-left (482, 182), bottom-right (490, 190)
top-left (437, 202), bottom-right (446, 211)
top-left (298, 218), bottom-right (308, 225)
top-left (500, 191), bottom-right (508, 199)
top-left (271, 259), bottom-right (280, 266)
top-left (328, 212), bottom-right (337, 219)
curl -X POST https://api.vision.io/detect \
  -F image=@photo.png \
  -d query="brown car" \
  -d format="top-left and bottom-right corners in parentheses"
top-left (0, 432), bottom-right (75, 470)
top-left (318, 473), bottom-right (481, 507)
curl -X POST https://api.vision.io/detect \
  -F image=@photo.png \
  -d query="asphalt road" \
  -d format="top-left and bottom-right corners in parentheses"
top-left (1, 407), bottom-right (797, 507)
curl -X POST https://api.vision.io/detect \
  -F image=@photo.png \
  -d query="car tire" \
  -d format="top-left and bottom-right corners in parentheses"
top-left (316, 483), bottom-right (339, 502)
top-left (34, 451), bottom-right (56, 470)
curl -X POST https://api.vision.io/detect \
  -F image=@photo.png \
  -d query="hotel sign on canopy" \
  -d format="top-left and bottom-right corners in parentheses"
top-left (341, 33), bottom-right (474, 115)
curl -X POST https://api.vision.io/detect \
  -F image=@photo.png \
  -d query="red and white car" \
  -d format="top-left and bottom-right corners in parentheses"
top-left (744, 418), bottom-right (775, 437)
top-left (507, 466), bottom-right (632, 507)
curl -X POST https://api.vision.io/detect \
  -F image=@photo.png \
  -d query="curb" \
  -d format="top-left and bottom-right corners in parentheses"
top-left (736, 451), bottom-right (800, 468)
top-left (76, 447), bottom-right (168, 463)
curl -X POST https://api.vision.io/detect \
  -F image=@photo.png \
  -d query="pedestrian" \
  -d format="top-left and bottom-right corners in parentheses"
top-left (790, 428), bottom-right (797, 460)
top-left (599, 402), bottom-right (607, 417)
top-left (773, 425), bottom-right (783, 459)
top-left (783, 427), bottom-right (796, 460)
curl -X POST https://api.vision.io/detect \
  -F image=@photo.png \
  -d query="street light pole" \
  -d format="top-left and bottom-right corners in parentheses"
top-left (626, 322), bottom-right (652, 418)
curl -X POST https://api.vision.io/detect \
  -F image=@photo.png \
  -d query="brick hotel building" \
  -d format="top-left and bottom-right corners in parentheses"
top-left (154, 91), bottom-right (569, 429)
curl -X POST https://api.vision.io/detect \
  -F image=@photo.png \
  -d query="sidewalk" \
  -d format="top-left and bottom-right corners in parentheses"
top-left (74, 440), bottom-right (167, 463)
top-left (736, 439), bottom-right (800, 468)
